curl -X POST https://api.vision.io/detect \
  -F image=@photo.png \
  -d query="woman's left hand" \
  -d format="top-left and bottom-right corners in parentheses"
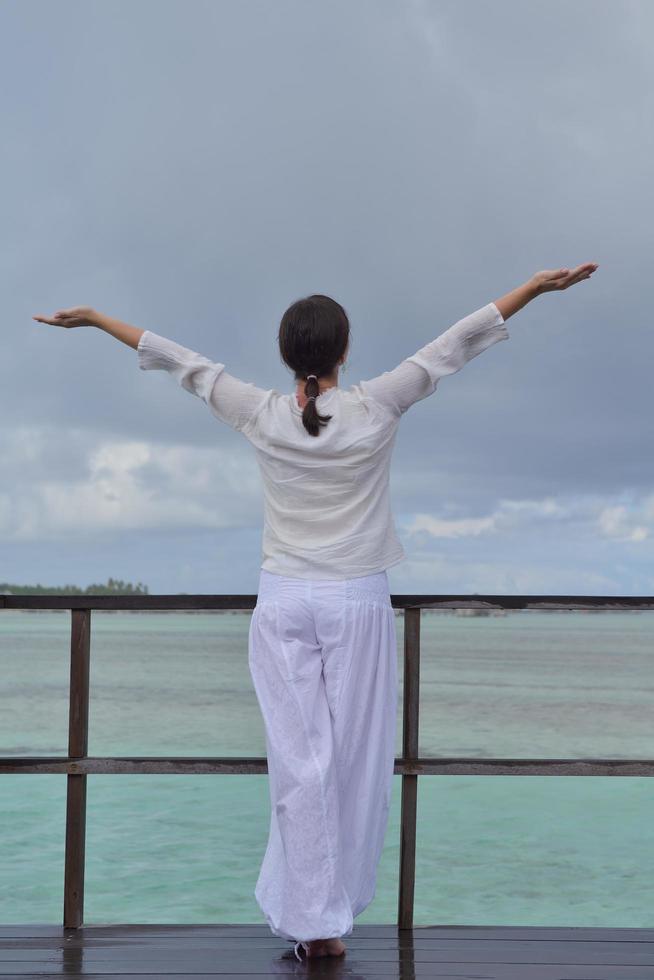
top-left (32, 306), bottom-right (96, 328)
top-left (529, 263), bottom-right (598, 294)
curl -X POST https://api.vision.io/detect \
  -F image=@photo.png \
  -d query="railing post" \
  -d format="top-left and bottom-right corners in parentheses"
top-left (63, 609), bottom-right (91, 928)
top-left (398, 605), bottom-right (420, 929)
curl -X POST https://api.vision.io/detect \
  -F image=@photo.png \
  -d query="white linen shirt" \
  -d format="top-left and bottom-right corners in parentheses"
top-left (137, 301), bottom-right (509, 579)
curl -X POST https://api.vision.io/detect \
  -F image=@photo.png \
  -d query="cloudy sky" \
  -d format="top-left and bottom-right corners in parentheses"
top-left (2, 0), bottom-right (652, 596)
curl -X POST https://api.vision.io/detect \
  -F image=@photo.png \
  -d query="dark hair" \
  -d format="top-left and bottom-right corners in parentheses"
top-left (278, 293), bottom-right (350, 437)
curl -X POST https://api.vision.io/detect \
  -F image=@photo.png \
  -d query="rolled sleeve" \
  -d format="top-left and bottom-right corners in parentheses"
top-left (137, 329), bottom-right (269, 433)
top-left (404, 302), bottom-right (508, 389)
top-left (358, 302), bottom-right (509, 417)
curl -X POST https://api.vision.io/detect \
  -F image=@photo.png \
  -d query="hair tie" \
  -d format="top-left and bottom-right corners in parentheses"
top-left (307, 394), bottom-right (316, 401)
top-left (307, 374), bottom-right (317, 381)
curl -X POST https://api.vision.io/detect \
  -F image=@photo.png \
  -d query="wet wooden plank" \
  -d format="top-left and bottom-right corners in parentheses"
top-left (2, 946), bottom-right (654, 964)
top-left (1, 941), bottom-right (654, 968)
top-left (1, 934), bottom-right (653, 950)
top-left (8, 967), bottom-right (654, 979)
top-left (2, 925), bottom-right (654, 979)
top-left (2, 923), bottom-right (654, 941)
top-left (1, 937), bottom-right (654, 958)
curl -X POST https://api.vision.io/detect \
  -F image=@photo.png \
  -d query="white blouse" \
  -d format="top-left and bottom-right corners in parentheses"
top-left (137, 301), bottom-right (509, 579)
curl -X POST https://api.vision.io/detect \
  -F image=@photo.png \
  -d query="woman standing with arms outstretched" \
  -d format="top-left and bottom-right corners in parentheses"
top-left (33, 261), bottom-right (598, 961)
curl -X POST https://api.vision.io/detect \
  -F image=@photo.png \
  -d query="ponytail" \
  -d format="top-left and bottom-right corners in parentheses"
top-left (301, 374), bottom-right (332, 437)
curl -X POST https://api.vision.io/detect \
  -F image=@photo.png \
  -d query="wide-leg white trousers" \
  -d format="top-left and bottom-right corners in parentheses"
top-left (248, 567), bottom-right (399, 943)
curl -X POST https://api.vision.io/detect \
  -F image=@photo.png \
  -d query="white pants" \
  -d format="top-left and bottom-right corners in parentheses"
top-left (248, 567), bottom-right (399, 943)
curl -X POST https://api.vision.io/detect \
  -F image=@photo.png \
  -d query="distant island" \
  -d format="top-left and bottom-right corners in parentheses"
top-left (0, 576), bottom-right (149, 596)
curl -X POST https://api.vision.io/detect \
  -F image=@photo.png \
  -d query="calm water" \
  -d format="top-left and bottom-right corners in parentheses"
top-left (1, 609), bottom-right (653, 927)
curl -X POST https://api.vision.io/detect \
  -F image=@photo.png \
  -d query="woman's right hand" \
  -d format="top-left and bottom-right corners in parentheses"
top-left (530, 263), bottom-right (599, 294)
top-left (32, 306), bottom-right (96, 328)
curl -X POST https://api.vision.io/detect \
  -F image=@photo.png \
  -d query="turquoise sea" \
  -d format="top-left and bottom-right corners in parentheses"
top-left (1, 609), bottom-right (653, 928)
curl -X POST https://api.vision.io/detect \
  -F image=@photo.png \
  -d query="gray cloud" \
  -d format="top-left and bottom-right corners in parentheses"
top-left (1, 0), bottom-right (652, 593)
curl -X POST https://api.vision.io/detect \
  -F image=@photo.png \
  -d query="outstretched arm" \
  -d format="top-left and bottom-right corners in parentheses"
top-left (32, 306), bottom-right (143, 347)
top-left (493, 262), bottom-right (598, 321)
top-left (32, 306), bottom-right (269, 434)
top-left (92, 310), bottom-right (144, 348)
top-left (357, 262), bottom-right (599, 417)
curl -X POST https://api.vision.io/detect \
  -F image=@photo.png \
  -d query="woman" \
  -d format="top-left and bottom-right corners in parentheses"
top-left (33, 261), bottom-right (598, 960)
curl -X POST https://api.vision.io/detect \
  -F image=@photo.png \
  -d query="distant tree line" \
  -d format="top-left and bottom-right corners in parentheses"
top-left (0, 576), bottom-right (149, 596)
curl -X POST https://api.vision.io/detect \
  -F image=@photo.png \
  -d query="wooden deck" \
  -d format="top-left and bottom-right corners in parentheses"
top-left (1, 923), bottom-right (653, 978)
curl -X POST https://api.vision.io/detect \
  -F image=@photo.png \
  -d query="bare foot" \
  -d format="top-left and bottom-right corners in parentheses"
top-left (324, 938), bottom-right (346, 956)
top-left (305, 938), bottom-right (345, 957)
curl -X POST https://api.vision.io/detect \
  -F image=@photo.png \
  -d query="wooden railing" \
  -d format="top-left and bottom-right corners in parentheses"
top-left (1, 592), bottom-right (653, 929)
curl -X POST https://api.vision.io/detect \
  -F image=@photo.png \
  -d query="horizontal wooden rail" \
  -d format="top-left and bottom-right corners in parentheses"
top-left (2, 593), bottom-right (654, 610)
top-left (2, 756), bottom-right (653, 776)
